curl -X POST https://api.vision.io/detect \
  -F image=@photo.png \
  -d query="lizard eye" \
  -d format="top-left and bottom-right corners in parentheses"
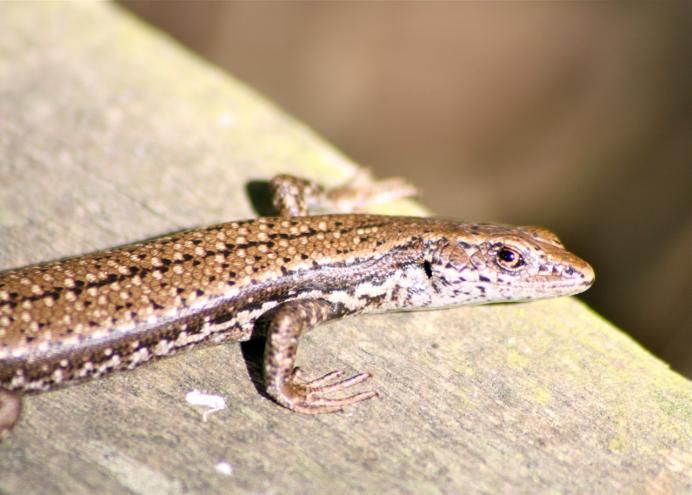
top-left (496, 247), bottom-right (525, 270)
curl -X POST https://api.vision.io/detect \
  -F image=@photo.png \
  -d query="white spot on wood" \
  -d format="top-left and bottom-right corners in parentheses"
top-left (214, 461), bottom-right (233, 476)
top-left (185, 390), bottom-right (227, 422)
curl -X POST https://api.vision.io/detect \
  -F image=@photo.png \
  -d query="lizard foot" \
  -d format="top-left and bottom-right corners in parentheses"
top-left (323, 170), bottom-right (419, 213)
top-left (276, 367), bottom-right (378, 414)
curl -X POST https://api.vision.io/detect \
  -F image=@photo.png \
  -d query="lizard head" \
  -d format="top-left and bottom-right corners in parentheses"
top-left (424, 223), bottom-right (595, 306)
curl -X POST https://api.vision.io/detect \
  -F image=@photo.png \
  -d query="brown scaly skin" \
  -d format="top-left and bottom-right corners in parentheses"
top-left (0, 174), bottom-right (594, 434)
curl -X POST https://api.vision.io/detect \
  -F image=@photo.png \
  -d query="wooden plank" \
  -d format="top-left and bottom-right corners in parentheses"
top-left (0, 3), bottom-right (690, 494)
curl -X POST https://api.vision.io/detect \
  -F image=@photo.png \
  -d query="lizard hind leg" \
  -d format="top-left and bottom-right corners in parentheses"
top-left (263, 300), bottom-right (378, 414)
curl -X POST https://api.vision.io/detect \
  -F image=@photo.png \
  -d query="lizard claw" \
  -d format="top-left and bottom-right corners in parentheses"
top-left (277, 369), bottom-right (378, 414)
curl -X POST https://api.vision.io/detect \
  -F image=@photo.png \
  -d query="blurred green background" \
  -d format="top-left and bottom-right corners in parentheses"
top-left (120, 1), bottom-right (691, 376)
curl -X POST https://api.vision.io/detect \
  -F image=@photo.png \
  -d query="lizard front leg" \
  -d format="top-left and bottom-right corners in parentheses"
top-left (263, 299), bottom-right (376, 414)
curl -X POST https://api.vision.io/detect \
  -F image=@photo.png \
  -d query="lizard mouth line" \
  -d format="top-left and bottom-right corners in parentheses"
top-left (543, 278), bottom-right (594, 294)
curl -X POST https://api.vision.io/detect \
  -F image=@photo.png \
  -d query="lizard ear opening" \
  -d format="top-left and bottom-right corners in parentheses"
top-left (423, 260), bottom-right (433, 279)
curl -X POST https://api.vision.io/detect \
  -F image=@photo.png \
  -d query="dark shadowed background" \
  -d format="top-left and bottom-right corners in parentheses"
top-left (119, 1), bottom-right (691, 376)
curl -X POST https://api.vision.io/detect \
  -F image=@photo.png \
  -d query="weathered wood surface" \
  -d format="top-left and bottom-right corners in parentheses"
top-left (0, 3), bottom-right (690, 494)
